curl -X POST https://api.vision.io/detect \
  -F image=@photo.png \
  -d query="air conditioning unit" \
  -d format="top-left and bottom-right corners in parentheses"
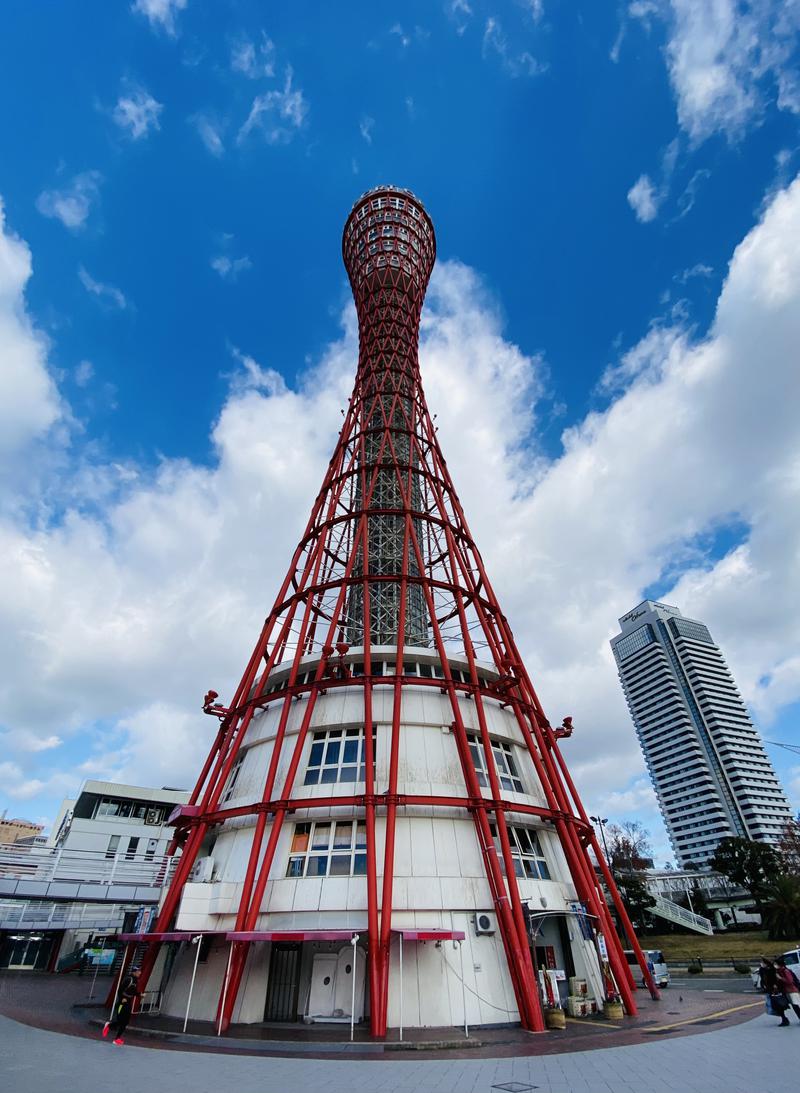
top-left (191, 856), bottom-right (214, 883)
top-left (475, 912), bottom-right (496, 936)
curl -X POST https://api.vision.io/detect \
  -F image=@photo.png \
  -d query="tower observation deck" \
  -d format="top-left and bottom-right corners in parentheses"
top-left (129, 187), bottom-right (657, 1039)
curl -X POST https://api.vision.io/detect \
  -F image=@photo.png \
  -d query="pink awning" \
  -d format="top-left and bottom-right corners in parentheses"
top-left (118, 931), bottom-right (220, 942)
top-left (394, 929), bottom-right (466, 941)
top-left (226, 929), bottom-right (361, 942)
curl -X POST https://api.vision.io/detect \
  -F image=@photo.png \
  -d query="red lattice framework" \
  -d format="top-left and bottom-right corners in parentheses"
top-left (133, 186), bottom-right (658, 1036)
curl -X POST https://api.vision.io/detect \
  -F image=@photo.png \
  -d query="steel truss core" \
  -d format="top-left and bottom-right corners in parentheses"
top-left (131, 185), bottom-right (659, 1035)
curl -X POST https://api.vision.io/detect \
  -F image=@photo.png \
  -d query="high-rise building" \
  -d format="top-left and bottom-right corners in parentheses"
top-left (125, 187), bottom-right (658, 1038)
top-left (611, 600), bottom-right (791, 868)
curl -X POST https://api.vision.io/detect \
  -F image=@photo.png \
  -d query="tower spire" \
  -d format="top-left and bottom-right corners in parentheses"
top-left (132, 186), bottom-right (659, 1038)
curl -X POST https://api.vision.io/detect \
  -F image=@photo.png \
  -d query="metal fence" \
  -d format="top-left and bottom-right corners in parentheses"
top-left (0, 842), bottom-right (178, 888)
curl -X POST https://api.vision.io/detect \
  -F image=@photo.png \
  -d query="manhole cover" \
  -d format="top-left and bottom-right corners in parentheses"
top-left (492, 1084), bottom-right (538, 1092)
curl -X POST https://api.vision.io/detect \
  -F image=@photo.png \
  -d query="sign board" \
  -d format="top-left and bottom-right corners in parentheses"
top-left (83, 948), bottom-right (116, 965)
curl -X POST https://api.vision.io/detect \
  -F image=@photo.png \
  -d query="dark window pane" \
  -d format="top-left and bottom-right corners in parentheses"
top-left (309, 742), bottom-right (324, 766)
top-left (325, 741), bottom-right (341, 764)
top-left (340, 765), bottom-right (358, 781)
top-left (353, 854), bottom-right (367, 875)
top-left (320, 767), bottom-right (338, 784)
top-left (286, 857), bottom-right (304, 878)
top-left (307, 856), bottom-right (327, 876)
top-left (330, 854), bottom-right (350, 876)
top-left (538, 861), bottom-right (550, 880)
top-left (419, 663), bottom-right (432, 678)
top-left (343, 740), bottom-right (359, 763)
top-left (303, 769), bottom-right (320, 786)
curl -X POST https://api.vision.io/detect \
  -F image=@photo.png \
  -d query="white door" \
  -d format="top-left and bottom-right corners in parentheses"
top-left (333, 945), bottom-right (366, 1020)
top-left (308, 953), bottom-right (338, 1018)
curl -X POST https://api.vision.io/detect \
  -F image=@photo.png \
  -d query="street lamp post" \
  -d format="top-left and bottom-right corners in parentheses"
top-left (590, 816), bottom-right (611, 866)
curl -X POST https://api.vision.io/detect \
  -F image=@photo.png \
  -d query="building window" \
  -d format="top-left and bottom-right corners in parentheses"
top-left (222, 756), bottom-right (244, 802)
top-left (106, 835), bottom-right (120, 860)
top-left (490, 824), bottom-right (551, 880)
top-left (468, 734), bottom-right (524, 792)
top-left (614, 624), bottom-right (656, 662)
top-left (286, 820), bottom-right (367, 877)
top-left (303, 727), bottom-right (374, 785)
top-left (125, 837), bottom-right (140, 860)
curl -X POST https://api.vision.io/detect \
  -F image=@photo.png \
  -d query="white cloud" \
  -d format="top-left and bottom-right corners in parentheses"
top-left (238, 69), bottom-right (308, 144)
top-left (675, 262), bottom-right (714, 283)
top-left (520, 0), bottom-right (545, 21)
top-left (482, 17), bottom-right (548, 77)
top-left (78, 267), bottom-right (128, 310)
top-left (447, 0), bottom-right (473, 36)
top-left (632, 1), bottom-right (800, 143)
top-left (191, 114), bottom-right (225, 157)
top-left (2, 730), bottom-right (62, 753)
top-left (35, 171), bottom-right (101, 231)
top-left (0, 761), bottom-right (46, 800)
top-left (0, 198), bottom-right (62, 458)
top-left (75, 360), bottom-right (94, 387)
top-left (359, 116), bottom-right (375, 144)
top-left (390, 23), bottom-right (411, 48)
top-left (113, 85), bottom-right (163, 140)
top-left (2, 174), bottom-right (800, 834)
top-left (231, 32), bottom-right (276, 78)
top-left (132, 0), bottom-right (187, 37)
top-left (210, 254), bottom-right (252, 281)
top-left (627, 174), bottom-right (659, 221)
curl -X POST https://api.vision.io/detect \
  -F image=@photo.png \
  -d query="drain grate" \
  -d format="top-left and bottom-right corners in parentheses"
top-left (492, 1084), bottom-right (538, 1092)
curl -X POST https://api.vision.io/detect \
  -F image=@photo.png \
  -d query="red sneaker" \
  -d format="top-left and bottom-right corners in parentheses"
top-left (102, 1023), bottom-right (110, 1039)
top-left (113, 1038), bottom-right (124, 1045)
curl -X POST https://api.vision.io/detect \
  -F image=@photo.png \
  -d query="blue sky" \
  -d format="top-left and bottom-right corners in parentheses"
top-left (1, 1), bottom-right (799, 864)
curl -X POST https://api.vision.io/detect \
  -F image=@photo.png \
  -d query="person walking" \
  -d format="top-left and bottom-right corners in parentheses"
top-left (775, 957), bottom-right (800, 1023)
top-left (758, 958), bottom-right (789, 1026)
top-left (757, 956), bottom-right (777, 991)
top-left (102, 967), bottom-right (141, 1045)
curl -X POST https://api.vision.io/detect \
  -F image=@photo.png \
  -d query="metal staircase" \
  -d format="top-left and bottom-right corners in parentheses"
top-left (650, 894), bottom-right (714, 934)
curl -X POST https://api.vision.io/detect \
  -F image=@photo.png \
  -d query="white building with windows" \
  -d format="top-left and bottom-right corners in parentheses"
top-left (611, 601), bottom-right (791, 868)
top-left (152, 648), bottom-right (608, 1029)
top-left (0, 781), bottom-right (188, 973)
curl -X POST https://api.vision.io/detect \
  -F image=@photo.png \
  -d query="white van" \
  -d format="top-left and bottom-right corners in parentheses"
top-left (624, 948), bottom-right (670, 988)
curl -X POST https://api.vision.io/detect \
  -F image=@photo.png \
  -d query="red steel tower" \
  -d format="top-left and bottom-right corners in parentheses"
top-left (133, 186), bottom-right (658, 1037)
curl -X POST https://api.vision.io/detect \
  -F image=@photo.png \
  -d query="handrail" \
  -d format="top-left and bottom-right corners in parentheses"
top-left (651, 894), bottom-right (714, 934)
top-left (0, 842), bottom-right (179, 887)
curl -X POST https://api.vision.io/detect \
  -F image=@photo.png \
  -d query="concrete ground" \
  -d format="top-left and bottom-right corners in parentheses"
top-left (2, 972), bottom-right (799, 1092)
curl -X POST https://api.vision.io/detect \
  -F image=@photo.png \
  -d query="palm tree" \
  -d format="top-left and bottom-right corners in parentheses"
top-left (759, 875), bottom-right (800, 940)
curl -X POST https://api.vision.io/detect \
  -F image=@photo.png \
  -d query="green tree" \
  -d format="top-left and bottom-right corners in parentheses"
top-left (709, 837), bottom-right (781, 906)
top-left (759, 874), bottom-right (800, 940)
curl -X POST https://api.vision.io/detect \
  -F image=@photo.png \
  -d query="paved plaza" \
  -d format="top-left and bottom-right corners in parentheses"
top-left (3, 1006), bottom-right (799, 1093)
top-left (1, 973), bottom-right (799, 1093)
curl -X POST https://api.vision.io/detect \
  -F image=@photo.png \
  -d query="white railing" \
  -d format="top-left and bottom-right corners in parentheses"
top-left (0, 842), bottom-right (179, 888)
top-left (0, 899), bottom-right (133, 930)
top-left (651, 894), bottom-right (714, 934)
